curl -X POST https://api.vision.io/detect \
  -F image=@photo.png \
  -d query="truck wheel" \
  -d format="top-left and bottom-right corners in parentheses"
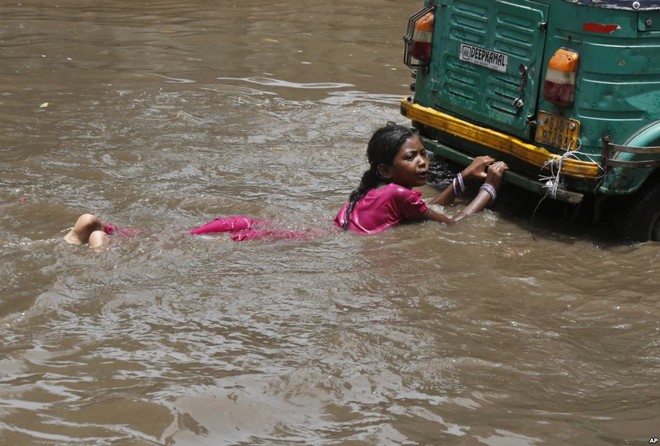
top-left (621, 180), bottom-right (660, 242)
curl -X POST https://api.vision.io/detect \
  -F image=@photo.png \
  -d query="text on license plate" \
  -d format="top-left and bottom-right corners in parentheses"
top-left (534, 111), bottom-right (581, 151)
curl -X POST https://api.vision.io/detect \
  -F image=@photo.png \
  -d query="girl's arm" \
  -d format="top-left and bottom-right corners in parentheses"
top-left (424, 161), bottom-right (508, 225)
top-left (428, 155), bottom-right (495, 206)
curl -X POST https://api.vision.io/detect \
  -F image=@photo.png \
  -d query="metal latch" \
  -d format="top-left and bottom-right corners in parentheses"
top-left (512, 64), bottom-right (528, 110)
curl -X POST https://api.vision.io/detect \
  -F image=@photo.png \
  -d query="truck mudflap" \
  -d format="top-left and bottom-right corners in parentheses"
top-left (400, 98), bottom-right (600, 179)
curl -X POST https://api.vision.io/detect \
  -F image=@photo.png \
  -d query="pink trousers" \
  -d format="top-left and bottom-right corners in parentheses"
top-left (188, 216), bottom-right (309, 241)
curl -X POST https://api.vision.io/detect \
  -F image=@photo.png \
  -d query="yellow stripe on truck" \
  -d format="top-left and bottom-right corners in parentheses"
top-left (401, 98), bottom-right (600, 179)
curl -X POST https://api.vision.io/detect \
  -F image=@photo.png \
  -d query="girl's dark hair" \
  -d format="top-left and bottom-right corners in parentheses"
top-left (342, 124), bottom-right (419, 230)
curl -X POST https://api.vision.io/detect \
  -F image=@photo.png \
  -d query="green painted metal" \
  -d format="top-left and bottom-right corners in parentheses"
top-left (421, 0), bottom-right (548, 138)
top-left (409, 0), bottom-right (660, 198)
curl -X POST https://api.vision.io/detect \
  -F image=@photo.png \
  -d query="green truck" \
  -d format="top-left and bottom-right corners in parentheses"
top-left (400, 0), bottom-right (660, 241)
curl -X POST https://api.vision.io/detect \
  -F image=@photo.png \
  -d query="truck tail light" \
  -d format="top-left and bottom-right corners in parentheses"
top-left (403, 6), bottom-right (435, 68)
top-left (543, 48), bottom-right (580, 107)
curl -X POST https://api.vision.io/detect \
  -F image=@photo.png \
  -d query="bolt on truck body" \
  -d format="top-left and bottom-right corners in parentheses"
top-left (401, 0), bottom-right (660, 241)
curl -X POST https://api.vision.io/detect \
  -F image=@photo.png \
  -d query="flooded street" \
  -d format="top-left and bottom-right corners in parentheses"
top-left (1, 1), bottom-right (659, 445)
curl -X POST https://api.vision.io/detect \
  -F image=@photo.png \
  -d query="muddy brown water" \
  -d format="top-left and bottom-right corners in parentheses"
top-left (1, 1), bottom-right (659, 445)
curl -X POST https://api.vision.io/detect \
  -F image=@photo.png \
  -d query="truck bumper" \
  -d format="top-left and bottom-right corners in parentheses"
top-left (401, 98), bottom-right (602, 203)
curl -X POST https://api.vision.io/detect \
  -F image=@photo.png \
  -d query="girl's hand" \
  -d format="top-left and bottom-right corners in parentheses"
top-left (485, 161), bottom-right (508, 190)
top-left (461, 156), bottom-right (495, 181)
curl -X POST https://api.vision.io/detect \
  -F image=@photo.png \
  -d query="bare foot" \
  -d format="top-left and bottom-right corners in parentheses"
top-left (88, 230), bottom-right (109, 248)
top-left (64, 229), bottom-right (84, 245)
top-left (63, 213), bottom-right (104, 245)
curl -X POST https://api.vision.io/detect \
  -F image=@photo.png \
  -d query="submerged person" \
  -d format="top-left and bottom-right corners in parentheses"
top-left (63, 124), bottom-right (507, 248)
top-left (190, 124), bottom-right (507, 237)
top-left (334, 124), bottom-right (507, 233)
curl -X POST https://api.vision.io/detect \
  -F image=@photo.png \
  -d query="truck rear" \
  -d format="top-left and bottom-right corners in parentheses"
top-left (401, 0), bottom-right (660, 241)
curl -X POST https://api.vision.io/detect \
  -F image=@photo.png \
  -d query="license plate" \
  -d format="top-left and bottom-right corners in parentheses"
top-left (534, 111), bottom-right (581, 151)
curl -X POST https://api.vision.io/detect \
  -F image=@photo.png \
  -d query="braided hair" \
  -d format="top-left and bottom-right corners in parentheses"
top-left (342, 124), bottom-right (419, 230)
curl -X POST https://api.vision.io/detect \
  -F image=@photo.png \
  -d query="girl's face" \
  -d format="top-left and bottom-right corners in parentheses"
top-left (378, 135), bottom-right (429, 188)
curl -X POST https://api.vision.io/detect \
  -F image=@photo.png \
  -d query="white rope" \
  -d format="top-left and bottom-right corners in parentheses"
top-left (531, 139), bottom-right (607, 240)
top-left (538, 138), bottom-right (605, 199)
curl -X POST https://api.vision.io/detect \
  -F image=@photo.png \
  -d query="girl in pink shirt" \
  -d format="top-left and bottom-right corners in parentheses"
top-left (63, 125), bottom-right (507, 248)
top-left (334, 124), bottom-right (508, 234)
top-left (193, 127), bottom-right (507, 238)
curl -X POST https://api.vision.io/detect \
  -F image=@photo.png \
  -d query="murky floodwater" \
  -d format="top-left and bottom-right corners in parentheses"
top-left (1, 1), bottom-right (659, 445)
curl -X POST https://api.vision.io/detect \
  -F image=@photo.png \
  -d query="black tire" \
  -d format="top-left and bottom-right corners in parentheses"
top-left (621, 179), bottom-right (660, 242)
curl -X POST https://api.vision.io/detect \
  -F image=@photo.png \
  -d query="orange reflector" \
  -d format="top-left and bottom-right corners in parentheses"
top-left (548, 48), bottom-right (579, 72)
